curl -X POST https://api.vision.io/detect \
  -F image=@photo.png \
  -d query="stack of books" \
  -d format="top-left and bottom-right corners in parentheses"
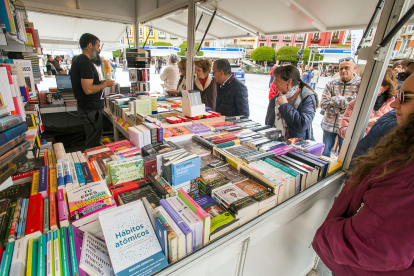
top-left (125, 48), bottom-right (151, 68)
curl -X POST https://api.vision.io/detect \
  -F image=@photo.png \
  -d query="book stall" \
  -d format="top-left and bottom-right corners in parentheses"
top-left (0, 0), bottom-right (403, 275)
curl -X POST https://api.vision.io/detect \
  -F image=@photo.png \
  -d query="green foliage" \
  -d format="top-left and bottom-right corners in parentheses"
top-left (177, 43), bottom-right (203, 56)
top-left (152, 42), bottom-right (173, 46)
top-left (250, 46), bottom-right (276, 65)
top-left (303, 48), bottom-right (324, 64)
top-left (112, 50), bottom-right (121, 58)
top-left (276, 46), bottom-right (300, 63)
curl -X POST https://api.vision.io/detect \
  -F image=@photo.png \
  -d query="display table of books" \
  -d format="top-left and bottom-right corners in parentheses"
top-left (0, 110), bottom-right (345, 276)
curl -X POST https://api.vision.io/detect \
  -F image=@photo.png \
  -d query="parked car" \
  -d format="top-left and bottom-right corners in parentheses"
top-left (230, 64), bottom-right (245, 84)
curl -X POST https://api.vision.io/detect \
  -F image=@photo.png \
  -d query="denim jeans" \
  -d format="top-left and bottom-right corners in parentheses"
top-left (322, 130), bottom-right (343, 157)
top-left (311, 83), bottom-right (316, 90)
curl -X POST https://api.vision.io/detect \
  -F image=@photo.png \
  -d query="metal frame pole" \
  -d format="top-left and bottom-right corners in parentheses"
top-left (186, 0), bottom-right (196, 90)
top-left (340, 0), bottom-right (410, 168)
top-left (196, 10), bottom-right (216, 55)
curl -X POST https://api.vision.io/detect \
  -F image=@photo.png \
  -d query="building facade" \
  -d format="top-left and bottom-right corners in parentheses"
top-left (393, 25), bottom-right (414, 60)
top-left (256, 34), bottom-right (306, 50)
top-left (119, 25), bottom-right (185, 48)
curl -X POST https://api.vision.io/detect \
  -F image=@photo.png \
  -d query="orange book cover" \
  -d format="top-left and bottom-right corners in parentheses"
top-left (49, 192), bottom-right (58, 230)
top-left (87, 162), bottom-right (100, 182)
top-left (168, 126), bottom-right (192, 136)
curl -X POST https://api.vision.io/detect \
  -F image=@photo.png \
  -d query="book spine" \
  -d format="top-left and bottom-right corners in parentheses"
top-left (63, 161), bottom-right (73, 188)
top-left (19, 198), bottom-right (29, 239)
top-left (56, 163), bottom-right (65, 189)
top-left (49, 193), bottom-right (58, 231)
top-left (11, 168), bottom-right (37, 181)
top-left (80, 163), bottom-right (93, 184)
top-left (8, 198), bottom-right (22, 242)
top-left (10, 237), bottom-right (27, 276)
top-left (74, 163), bottom-right (86, 187)
top-left (43, 199), bottom-right (49, 234)
top-left (59, 227), bottom-right (70, 276)
top-left (87, 162), bottom-right (100, 182)
top-left (53, 230), bottom-right (62, 276)
top-left (46, 231), bottom-right (53, 276)
top-left (15, 198), bottom-right (26, 238)
top-left (49, 169), bottom-right (57, 194)
top-left (67, 225), bottom-right (79, 276)
top-left (24, 194), bottom-right (44, 239)
top-left (67, 161), bottom-right (79, 190)
top-left (57, 190), bottom-right (69, 227)
top-left (26, 239), bottom-right (38, 276)
top-left (37, 235), bottom-right (45, 276)
top-left (0, 241), bottom-right (14, 276)
top-left (38, 166), bottom-right (48, 199)
top-left (0, 123), bottom-right (28, 146)
top-left (4, 203), bottom-right (16, 244)
top-left (0, 134), bottom-right (26, 157)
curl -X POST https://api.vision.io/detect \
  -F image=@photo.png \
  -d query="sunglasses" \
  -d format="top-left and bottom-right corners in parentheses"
top-left (396, 90), bottom-right (414, 103)
top-left (339, 57), bottom-right (356, 64)
top-left (397, 72), bottom-right (410, 82)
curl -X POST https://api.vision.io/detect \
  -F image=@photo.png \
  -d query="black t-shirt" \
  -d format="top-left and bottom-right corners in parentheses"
top-left (70, 54), bottom-right (103, 110)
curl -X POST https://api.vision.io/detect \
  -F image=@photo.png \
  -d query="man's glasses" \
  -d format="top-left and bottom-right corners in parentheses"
top-left (339, 57), bottom-right (356, 64)
top-left (396, 90), bottom-right (414, 103)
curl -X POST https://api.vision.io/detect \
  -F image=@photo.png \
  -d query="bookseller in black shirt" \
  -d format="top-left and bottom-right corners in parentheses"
top-left (71, 33), bottom-right (115, 149)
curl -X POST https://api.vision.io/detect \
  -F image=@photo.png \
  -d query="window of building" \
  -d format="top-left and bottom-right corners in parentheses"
top-left (119, 38), bottom-right (123, 44)
top-left (158, 32), bottom-right (166, 38)
top-left (313, 33), bottom-right (320, 39)
top-left (284, 43), bottom-right (290, 46)
top-left (170, 35), bottom-right (178, 39)
top-left (259, 42), bottom-right (265, 47)
top-left (311, 44), bottom-right (319, 47)
top-left (284, 35), bottom-right (291, 41)
top-left (148, 39), bottom-right (154, 45)
top-left (271, 35), bottom-right (279, 40)
top-left (347, 32), bottom-right (352, 41)
top-left (296, 34), bottom-right (304, 41)
top-left (332, 31), bottom-right (340, 39)
top-left (128, 27), bottom-right (132, 36)
top-left (296, 43), bottom-right (302, 48)
top-left (139, 27), bottom-right (143, 37)
top-left (204, 42), bottom-right (210, 47)
top-left (400, 39), bottom-right (409, 53)
top-left (139, 39), bottom-right (143, 43)
top-left (149, 29), bottom-right (154, 37)
top-left (407, 25), bottom-right (414, 32)
top-left (129, 38), bottom-right (133, 43)
top-left (260, 35), bottom-right (266, 40)
top-left (271, 43), bottom-right (277, 50)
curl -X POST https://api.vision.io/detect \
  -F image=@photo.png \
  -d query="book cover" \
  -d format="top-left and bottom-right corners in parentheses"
top-left (38, 166), bottom-right (48, 199)
top-left (15, 198), bottom-right (26, 238)
top-left (3, 202), bottom-right (16, 245)
top-left (68, 225), bottom-right (87, 276)
top-left (43, 198), bottom-right (49, 234)
top-left (49, 169), bottom-right (57, 194)
top-left (99, 201), bottom-right (168, 276)
top-left (212, 184), bottom-right (250, 208)
top-left (184, 123), bottom-right (212, 135)
top-left (168, 126), bottom-right (192, 136)
top-left (159, 199), bottom-right (193, 255)
top-left (7, 198), bottom-right (22, 241)
top-left (9, 237), bottom-right (27, 276)
top-left (26, 239), bottom-right (38, 276)
top-left (79, 232), bottom-right (114, 276)
top-left (200, 168), bottom-right (224, 185)
top-left (0, 241), bottom-right (14, 276)
top-left (234, 179), bottom-right (267, 196)
top-left (87, 162), bottom-right (100, 182)
top-left (63, 161), bottom-right (74, 187)
top-left (106, 140), bottom-right (134, 154)
top-left (46, 231), bottom-right (54, 276)
top-left (56, 163), bottom-right (64, 188)
top-left (85, 146), bottom-right (113, 162)
top-left (80, 163), bottom-right (93, 184)
top-left (109, 158), bottom-right (144, 185)
top-left (174, 140), bottom-right (211, 156)
top-left (49, 192), bottom-right (58, 231)
top-left (0, 134), bottom-right (25, 157)
top-left (57, 189), bottom-right (69, 228)
top-left (109, 179), bottom-right (150, 205)
top-left (0, 123), bottom-right (28, 147)
top-left (214, 164), bottom-right (248, 184)
top-left (74, 163), bottom-right (86, 186)
top-left (66, 181), bottom-right (116, 229)
top-left (0, 140), bottom-right (30, 168)
top-left (171, 156), bottom-right (200, 186)
top-left (53, 230), bottom-right (62, 276)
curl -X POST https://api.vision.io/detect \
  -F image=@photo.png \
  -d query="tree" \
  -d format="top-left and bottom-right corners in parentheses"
top-left (302, 48), bottom-right (324, 64)
top-left (276, 46), bottom-right (300, 63)
top-left (112, 50), bottom-right (121, 58)
top-left (152, 42), bottom-right (173, 46)
top-left (250, 46), bottom-right (276, 65)
top-left (177, 43), bottom-right (203, 56)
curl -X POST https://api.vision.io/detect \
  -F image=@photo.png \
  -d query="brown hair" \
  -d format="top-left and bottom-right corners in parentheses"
top-left (178, 58), bottom-right (186, 70)
top-left (392, 60), bottom-right (402, 70)
top-left (348, 113), bottom-right (414, 186)
top-left (273, 65), bottom-right (319, 108)
top-left (103, 60), bottom-right (112, 76)
top-left (194, 57), bottom-right (212, 74)
top-left (382, 68), bottom-right (397, 98)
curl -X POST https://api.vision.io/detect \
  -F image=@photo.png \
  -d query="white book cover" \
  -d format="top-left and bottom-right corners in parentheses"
top-left (67, 153), bottom-right (80, 188)
top-left (13, 60), bottom-right (35, 97)
top-left (71, 152), bottom-right (80, 163)
top-left (155, 206), bottom-right (186, 260)
top-left (53, 231), bottom-right (62, 276)
top-left (79, 232), bottom-right (114, 276)
top-left (46, 232), bottom-right (53, 276)
top-left (9, 238), bottom-right (27, 276)
top-left (99, 201), bottom-right (168, 276)
top-left (166, 197), bottom-right (202, 251)
top-left (174, 197), bottom-right (203, 250)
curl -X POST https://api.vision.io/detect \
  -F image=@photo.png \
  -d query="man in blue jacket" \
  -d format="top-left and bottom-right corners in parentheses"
top-left (301, 65), bottom-right (313, 84)
top-left (213, 59), bottom-right (249, 117)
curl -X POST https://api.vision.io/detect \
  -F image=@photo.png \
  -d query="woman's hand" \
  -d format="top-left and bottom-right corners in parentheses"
top-left (168, 89), bottom-right (180, 95)
top-left (277, 94), bottom-right (288, 105)
top-left (367, 117), bottom-right (379, 128)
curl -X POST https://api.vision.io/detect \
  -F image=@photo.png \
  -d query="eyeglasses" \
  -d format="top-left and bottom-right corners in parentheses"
top-left (396, 90), bottom-right (414, 103)
top-left (339, 57), bottom-right (356, 64)
top-left (397, 72), bottom-right (410, 82)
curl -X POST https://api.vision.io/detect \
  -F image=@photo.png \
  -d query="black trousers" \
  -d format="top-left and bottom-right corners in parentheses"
top-left (77, 105), bottom-right (103, 149)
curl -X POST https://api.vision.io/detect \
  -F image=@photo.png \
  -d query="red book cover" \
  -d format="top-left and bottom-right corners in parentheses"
top-left (106, 140), bottom-right (134, 153)
top-left (144, 157), bottom-right (157, 176)
top-left (109, 178), bottom-right (149, 205)
top-left (85, 146), bottom-right (113, 162)
top-left (24, 194), bottom-right (44, 240)
top-left (87, 162), bottom-right (100, 182)
top-left (49, 192), bottom-right (58, 230)
top-left (84, 145), bottom-right (107, 154)
top-left (0, 247), bottom-right (3, 261)
top-left (11, 170), bottom-right (39, 181)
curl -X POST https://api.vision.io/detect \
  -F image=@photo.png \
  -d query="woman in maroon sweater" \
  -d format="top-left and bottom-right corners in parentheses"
top-left (313, 73), bottom-right (414, 276)
top-left (194, 58), bottom-right (217, 110)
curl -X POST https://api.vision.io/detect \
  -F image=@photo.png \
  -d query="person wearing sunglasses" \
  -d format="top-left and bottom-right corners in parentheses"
top-left (320, 57), bottom-right (361, 157)
top-left (313, 72), bottom-right (414, 276)
top-left (339, 68), bottom-right (397, 140)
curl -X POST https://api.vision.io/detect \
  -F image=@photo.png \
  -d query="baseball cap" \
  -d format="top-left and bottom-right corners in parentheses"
top-left (401, 59), bottom-right (414, 67)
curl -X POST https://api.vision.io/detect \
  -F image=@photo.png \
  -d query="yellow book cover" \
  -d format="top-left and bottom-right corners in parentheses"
top-left (50, 169), bottom-right (57, 194)
top-left (31, 172), bottom-right (40, 195)
top-left (30, 114), bottom-right (36, 127)
top-left (47, 150), bottom-right (53, 168)
top-left (26, 239), bottom-right (34, 276)
top-left (122, 123), bottom-right (129, 131)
